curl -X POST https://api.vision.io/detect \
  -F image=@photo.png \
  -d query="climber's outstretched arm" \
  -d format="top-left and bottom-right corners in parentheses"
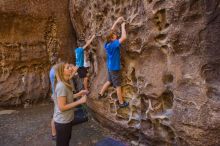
top-left (83, 34), bottom-right (95, 49)
top-left (111, 16), bottom-right (124, 31)
top-left (119, 22), bottom-right (127, 43)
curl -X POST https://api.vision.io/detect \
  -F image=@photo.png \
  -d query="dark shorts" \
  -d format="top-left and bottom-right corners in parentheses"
top-left (108, 70), bottom-right (122, 87)
top-left (77, 67), bottom-right (87, 78)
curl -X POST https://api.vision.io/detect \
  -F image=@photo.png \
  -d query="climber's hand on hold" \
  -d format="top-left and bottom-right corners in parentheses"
top-left (117, 16), bottom-right (124, 22)
top-left (111, 16), bottom-right (125, 30)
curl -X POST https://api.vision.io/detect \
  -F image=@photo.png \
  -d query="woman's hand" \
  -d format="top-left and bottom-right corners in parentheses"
top-left (78, 95), bottom-right (87, 104)
top-left (79, 90), bottom-right (89, 96)
top-left (73, 90), bottom-right (89, 98)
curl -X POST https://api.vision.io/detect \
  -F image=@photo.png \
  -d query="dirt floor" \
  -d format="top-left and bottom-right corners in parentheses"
top-left (0, 103), bottom-right (127, 146)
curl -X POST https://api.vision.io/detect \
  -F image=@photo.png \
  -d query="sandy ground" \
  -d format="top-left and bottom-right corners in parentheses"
top-left (0, 103), bottom-right (126, 146)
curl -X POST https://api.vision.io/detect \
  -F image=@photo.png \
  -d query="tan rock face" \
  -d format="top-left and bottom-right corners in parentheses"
top-left (0, 0), bottom-right (76, 106)
top-left (70, 0), bottom-right (220, 145)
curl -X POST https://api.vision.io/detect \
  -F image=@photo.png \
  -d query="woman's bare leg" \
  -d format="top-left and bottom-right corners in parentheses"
top-left (51, 119), bottom-right (56, 136)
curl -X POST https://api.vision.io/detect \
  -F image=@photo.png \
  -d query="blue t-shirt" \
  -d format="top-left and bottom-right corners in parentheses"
top-left (104, 40), bottom-right (121, 71)
top-left (75, 47), bottom-right (84, 67)
top-left (49, 67), bottom-right (55, 95)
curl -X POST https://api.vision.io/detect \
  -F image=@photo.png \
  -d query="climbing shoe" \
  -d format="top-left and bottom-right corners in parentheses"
top-left (118, 101), bottom-right (129, 108)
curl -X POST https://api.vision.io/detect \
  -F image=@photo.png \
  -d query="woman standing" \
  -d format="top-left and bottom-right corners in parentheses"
top-left (53, 63), bottom-right (87, 146)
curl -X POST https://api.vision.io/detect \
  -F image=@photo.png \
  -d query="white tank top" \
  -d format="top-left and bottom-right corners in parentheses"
top-left (84, 53), bottom-right (90, 67)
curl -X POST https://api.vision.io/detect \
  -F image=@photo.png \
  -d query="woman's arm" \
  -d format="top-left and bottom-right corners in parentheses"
top-left (69, 65), bottom-right (78, 79)
top-left (73, 90), bottom-right (89, 98)
top-left (57, 96), bottom-right (87, 112)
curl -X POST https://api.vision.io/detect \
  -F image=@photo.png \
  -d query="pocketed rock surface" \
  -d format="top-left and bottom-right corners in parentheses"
top-left (0, 0), bottom-right (76, 106)
top-left (70, 0), bottom-right (220, 145)
top-left (1, 0), bottom-right (220, 145)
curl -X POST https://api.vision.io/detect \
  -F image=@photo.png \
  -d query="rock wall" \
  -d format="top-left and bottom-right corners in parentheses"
top-left (70, 0), bottom-right (220, 145)
top-left (0, 0), bottom-right (76, 106)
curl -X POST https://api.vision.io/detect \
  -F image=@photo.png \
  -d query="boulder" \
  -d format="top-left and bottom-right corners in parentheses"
top-left (0, 0), bottom-right (76, 106)
top-left (70, 0), bottom-right (220, 145)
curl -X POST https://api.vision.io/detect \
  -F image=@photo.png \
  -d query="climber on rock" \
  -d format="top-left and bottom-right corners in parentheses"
top-left (75, 34), bottom-right (95, 91)
top-left (83, 50), bottom-right (91, 90)
top-left (98, 16), bottom-right (129, 108)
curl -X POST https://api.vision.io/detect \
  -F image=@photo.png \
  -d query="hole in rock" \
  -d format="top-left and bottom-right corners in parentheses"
top-left (116, 108), bottom-right (130, 120)
top-left (128, 119), bottom-right (140, 127)
top-left (162, 73), bottom-right (174, 84)
top-left (140, 96), bottom-right (148, 116)
top-left (153, 9), bottom-right (167, 31)
top-left (201, 63), bottom-right (220, 82)
top-left (141, 119), bottom-right (153, 131)
top-left (160, 45), bottom-right (169, 54)
top-left (165, 23), bottom-right (170, 28)
top-left (157, 124), bottom-right (175, 141)
top-left (110, 103), bottom-right (117, 113)
top-left (111, 92), bottom-right (118, 100)
top-left (116, 0), bottom-right (120, 5)
top-left (183, 13), bottom-right (202, 22)
top-left (159, 90), bottom-right (174, 110)
top-left (115, 7), bottom-right (120, 14)
top-left (132, 110), bottom-right (140, 119)
top-left (131, 67), bottom-right (137, 84)
top-left (206, 87), bottom-right (220, 100)
top-left (131, 105), bottom-right (137, 112)
top-left (175, 137), bottom-right (190, 146)
top-left (115, 115), bottom-right (127, 121)
top-left (103, 7), bottom-right (108, 15)
top-left (189, 0), bottom-right (201, 11)
top-left (122, 84), bottom-right (137, 98)
top-left (155, 34), bottom-right (167, 42)
top-left (153, 0), bottom-right (165, 10)
top-left (88, 12), bottom-right (91, 18)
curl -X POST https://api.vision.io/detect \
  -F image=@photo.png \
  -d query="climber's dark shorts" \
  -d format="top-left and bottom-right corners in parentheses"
top-left (77, 67), bottom-right (87, 78)
top-left (108, 70), bottom-right (121, 87)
